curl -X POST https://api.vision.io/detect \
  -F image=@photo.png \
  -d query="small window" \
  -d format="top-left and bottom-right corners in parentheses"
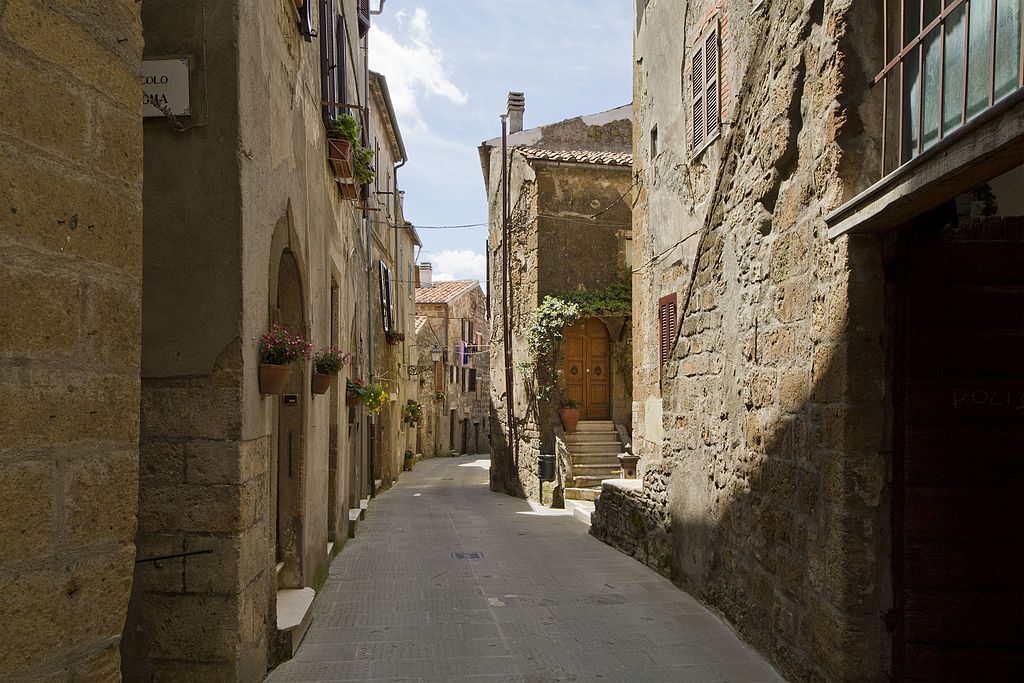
top-left (650, 125), bottom-right (658, 158)
top-left (690, 20), bottom-right (721, 156)
top-left (469, 369), bottom-right (478, 392)
top-left (658, 293), bottom-right (678, 384)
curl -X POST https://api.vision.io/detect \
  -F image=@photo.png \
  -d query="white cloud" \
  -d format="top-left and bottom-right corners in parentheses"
top-left (369, 8), bottom-right (468, 130)
top-left (428, 249), bottom-right (486, 282)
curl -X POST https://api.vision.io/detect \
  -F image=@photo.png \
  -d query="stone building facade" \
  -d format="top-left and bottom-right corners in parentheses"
top-left (592, 1), bottom-right (1023, 682)
top-left (0, 1), bottom-right (144, 679)
top-left (415, 271), bottom-right (491, 458)
top-left (123, 1), bottom-right (418, 678)
top-left (480, 99), bottom-right (635, 502)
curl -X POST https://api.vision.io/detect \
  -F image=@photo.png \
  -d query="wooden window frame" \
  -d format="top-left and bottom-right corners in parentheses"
top-left (658, 293), bottom-right (678, 384)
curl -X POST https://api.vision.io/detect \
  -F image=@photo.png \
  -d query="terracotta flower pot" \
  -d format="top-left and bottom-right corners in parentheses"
top-left (346, 391), bottom-right (359, 407)
top-left (559, 407), bottom-right (581, 433)
top-left (327, 138), bottom-right (353, 179)
top-left (294, 0), bottom-right (304, 8)
top-left (259, 363), bottom-right (291, 396)
top-left (311, 373), bottom-right (333, 395)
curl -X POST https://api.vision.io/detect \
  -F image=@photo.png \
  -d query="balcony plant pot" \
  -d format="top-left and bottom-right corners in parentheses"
top-left (311, 373), bottom-right (333, 395)
top-left (327, 138), bottom-right (353, 179)
top-left (345, 392), bottom-right (359, 407)
top-left (294, 0), bottom-right (304, 7)
top-left (259, 363), bottom-right (291, 396)
top-left (339, 181), bottom-right (359, 201)
top-left (558, 407), bottom-right (581, 433)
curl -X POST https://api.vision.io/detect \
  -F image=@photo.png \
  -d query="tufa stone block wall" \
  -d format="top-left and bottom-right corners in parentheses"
top-left (0, 0), bottom-right (144, 679)
top-left (596, 1), bottom-right (892, 681)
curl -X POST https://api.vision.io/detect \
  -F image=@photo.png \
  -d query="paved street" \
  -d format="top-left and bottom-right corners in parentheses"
top-left (268, 456), bottom-right (784, 682)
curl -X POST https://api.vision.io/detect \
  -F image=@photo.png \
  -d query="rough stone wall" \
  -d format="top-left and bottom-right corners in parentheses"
top-left (590, 466), bottom-right (672, 574)
top-left (127, 0), bottom-right (371, 678)
top-left (486, 146), bottom-right (634, 500)
top-left (596, 1), bottom-right (892, 681)
top-left (0, 0), bottom-right (143, 679)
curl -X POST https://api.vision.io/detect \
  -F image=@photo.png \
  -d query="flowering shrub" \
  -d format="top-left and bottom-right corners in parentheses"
top-left (259, 323), bottom-right (312, 365)
top-left (434, 391), bottom-right (445, 402)
top-left (313, 347), bottom-right (352, 375)
top-left (346, 379), bottom-right (388, 414)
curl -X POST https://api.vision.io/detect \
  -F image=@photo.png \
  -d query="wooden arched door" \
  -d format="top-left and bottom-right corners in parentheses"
top-left (560, 318), bottom-right (610, 420)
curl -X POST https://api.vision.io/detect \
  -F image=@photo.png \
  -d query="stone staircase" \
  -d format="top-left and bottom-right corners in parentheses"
top-left (563, 421), bottom-right (623, 502)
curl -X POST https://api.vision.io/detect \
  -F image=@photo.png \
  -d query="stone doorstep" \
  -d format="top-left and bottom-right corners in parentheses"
top-left (602, 478), bottom-right (643, 492)
top-left (566, 443), bottom-right (623, 454)
top-left (564, 486), bottom-right (601, 502)
top-left (574, 475), bottom-right (618, 488)
top-left (571, 421), bottom-right (615, 431)
top-left (565, 499), bottom-right (596, 526)
top-left (348, 508), bottom-right (361, 538)
top-left (276, 587), bottom-right (316, 657)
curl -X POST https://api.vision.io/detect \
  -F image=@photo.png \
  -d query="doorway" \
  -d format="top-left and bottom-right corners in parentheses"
top-left (560, 318), bottom-right (611, 419)
top-left (893, 199), bottom-right (1023, 680)
top-left (273, 249), bottom-right (306, 589)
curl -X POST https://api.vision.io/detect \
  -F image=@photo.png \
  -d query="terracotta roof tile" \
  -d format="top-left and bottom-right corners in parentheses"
top-left (515, 146), bottom-right (633, 167)
top-left (414, 280), bottom-right (479, 304)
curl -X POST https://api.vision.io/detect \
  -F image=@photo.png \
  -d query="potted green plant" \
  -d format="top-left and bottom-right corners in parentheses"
top-left (346, 378), bottom-right (364, 407)
top-left (385, 330), bottom-right (405, 345)
top-left (312, 346), bottom-right (352, 395)
top-left (559, 398), bottom-right (581, 433)
top-left (434, 391), bottom-right (445, 403)
top-left (328, 113), bottom-right (375, 199)
top-left (401, 400), bottom-right (422, 426)
top-left (258, 323), bottom-right (312, 396)
top-left (403, 449), bottom-right (415, 471)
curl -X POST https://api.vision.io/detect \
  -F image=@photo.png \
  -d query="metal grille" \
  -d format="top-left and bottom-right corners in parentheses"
top-left (877, 0), bottom-right (1024, 177)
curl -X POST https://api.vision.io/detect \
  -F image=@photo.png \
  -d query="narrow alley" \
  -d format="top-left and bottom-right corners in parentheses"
top-left (267, 456), bottom-right (783, 682)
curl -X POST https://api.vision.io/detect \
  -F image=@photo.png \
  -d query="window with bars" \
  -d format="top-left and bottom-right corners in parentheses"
top-left (690, 20), bottom-right (721, 156)
top-left (658, 293), bottom-right (678, 383)
top-left (879, 0), bottom-right (1023, 176)
top-left (469, 369), bottom-right (478, 393)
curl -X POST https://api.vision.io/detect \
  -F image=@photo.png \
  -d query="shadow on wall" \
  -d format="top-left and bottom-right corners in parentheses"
top-left (593, 233), bottom-right (893, 683)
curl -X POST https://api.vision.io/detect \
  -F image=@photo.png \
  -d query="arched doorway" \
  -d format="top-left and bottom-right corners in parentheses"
top-left (560, 318), bottom-right (611, 420)
top-left (273, 249), bottom-right (306, 589)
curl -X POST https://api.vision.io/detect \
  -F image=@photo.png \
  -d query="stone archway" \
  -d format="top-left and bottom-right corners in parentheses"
top-left (273, 248), bottom-right (306, 589)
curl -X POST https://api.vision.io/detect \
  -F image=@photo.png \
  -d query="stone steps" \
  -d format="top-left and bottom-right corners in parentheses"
top-left (564, 422), bottom-right (624, 494)
top-left (566, 441), bottom-right (623, 454)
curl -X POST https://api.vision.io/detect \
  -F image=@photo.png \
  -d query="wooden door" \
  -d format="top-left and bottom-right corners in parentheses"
top-left (895, 222), bottom-right (1024, 681)
top-left (561, 318), bottom-right (611, 420)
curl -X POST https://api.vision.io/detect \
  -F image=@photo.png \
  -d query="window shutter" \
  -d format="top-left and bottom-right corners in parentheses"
top-left (319, 0), bottom-right (334, 119)
top-left (704, 24), bottom-right (720, 144)
top-left (658, 293), bottom-right (678, 382)
top-left (337, 15), bottom-right (347, 112)
top-left (691, 43), bottom-right (704, 152)
top-left (434, 361), bottom-right (443, 392)
top-left (469, 369), bottom-right (477, 392)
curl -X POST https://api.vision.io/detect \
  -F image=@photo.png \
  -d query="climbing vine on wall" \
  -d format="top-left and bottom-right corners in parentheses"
top-left (522, 274), bottom-right (632, 400)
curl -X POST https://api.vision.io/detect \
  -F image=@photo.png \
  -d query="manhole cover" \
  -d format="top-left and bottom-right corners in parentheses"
top-left (451, 552), bottom-right (485, 559)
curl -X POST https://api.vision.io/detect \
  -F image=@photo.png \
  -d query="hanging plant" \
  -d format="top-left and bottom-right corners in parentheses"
top-left (401, 400), bottom-right (423, 425)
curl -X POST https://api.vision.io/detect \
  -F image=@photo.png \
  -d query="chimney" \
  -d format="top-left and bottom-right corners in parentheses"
top-left (507, 92), bottom-right (525, 134)
top-left (418, 263), bottom-right (433, 288)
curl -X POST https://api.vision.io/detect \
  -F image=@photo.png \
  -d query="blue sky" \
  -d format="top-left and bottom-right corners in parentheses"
top-left (368, 1), bottom-right (632, 283)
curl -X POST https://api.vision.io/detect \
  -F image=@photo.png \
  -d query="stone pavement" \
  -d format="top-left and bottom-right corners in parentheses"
top-left (267, 455), bottom-right (785, 682)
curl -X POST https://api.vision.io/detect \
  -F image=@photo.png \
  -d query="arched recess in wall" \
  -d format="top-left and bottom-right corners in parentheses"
top-left (267, 211), bottom-right (310, 590)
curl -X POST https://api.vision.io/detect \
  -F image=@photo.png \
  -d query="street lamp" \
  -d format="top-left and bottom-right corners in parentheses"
top-left (408, 345), bottom-right (442, 376)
